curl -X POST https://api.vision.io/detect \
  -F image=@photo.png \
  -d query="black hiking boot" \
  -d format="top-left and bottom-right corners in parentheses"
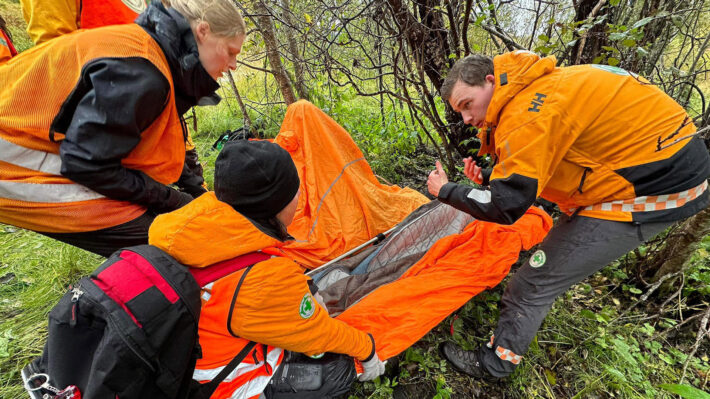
top-left (439, 342), bottom-right (499, 382)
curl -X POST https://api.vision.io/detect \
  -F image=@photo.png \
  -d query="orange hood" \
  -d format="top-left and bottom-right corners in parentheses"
top-left (148, 192), bottom-right (281, 268)
top-left (478, 51), bottom-right (556, 155)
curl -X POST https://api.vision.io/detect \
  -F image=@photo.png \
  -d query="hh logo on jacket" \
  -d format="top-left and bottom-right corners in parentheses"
top-left (528, 93), bottom-right (547, 112)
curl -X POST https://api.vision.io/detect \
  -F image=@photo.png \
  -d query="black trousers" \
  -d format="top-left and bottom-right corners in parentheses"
top-left (480, 214), bottom-right (673, 377)
top-left (40, 212), bottom-right (156, 257)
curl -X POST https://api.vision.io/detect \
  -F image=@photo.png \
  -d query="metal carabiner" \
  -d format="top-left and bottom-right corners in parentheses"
top-left (24, 373), bottom-right (61, 395)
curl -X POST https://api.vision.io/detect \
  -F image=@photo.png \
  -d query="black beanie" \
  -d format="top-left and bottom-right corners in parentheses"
top-left (214, 141), bottom-right (300, 222)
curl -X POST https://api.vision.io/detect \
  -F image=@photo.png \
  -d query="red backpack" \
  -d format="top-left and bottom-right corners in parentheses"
top-left (22, 245), bottom-right (269, 399)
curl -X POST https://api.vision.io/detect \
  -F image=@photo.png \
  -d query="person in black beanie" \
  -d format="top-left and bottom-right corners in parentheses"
top-left (148, 139), bottom-right (386, 397)
top-left (214, 140), bottom-right (301, 241)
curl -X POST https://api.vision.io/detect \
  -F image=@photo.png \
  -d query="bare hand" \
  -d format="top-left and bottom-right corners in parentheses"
top-left (427, 161), bottom-right (449, 197)
top-left (463, 157), bottom-right (484, 185)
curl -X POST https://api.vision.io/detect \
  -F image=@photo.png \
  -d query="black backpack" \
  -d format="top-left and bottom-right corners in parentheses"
top-left (22, 245), bottom-right (269, 399)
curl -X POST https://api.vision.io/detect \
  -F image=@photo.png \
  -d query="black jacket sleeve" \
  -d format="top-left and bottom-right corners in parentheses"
top-left (57, 57), bottom-right (193, 213)
top-left (437, 174), bottom-right (538, 225)
top-left (175, 147), bottom-right (207, 198)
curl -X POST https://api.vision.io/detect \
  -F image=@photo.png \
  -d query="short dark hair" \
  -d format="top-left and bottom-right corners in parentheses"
top-left (440, 55), bottom-right (494, 101)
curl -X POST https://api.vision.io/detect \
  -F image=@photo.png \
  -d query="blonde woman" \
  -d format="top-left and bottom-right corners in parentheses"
top-left (0, 0), bottom-right (245, 256)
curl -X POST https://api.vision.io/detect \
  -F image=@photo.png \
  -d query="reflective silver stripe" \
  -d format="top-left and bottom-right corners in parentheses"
top-left (0, 181), bottom-right (105, 202)
top-left (193, 347), bottom-right (282, 382)
top-left (0, 136), bottom-right (105, 202)
top-left (228, 371), bottom-right (279, 399)
top-left (467, 188), bottom-right (492, 204)
top-left (0, 136), bottom-right (63, 174)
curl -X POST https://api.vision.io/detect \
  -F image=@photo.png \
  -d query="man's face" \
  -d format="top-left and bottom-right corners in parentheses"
top-left (448, 76), bottom-right (495, 129)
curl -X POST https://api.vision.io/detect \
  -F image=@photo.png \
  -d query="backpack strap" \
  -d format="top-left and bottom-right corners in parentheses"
top-left (190, 252), bottom-right (271, 287)
top-left (193, 263), bottom-right (260, 398)
top-left (192, 341), bottom-right (257, 399)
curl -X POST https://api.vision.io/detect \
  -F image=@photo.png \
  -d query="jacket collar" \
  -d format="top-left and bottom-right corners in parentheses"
top-left (149, 192), bottom-right (286, 268)
top-left (477, 51), bottom-right (556, 155)
top-left (136, 2), bottom-right (220, 115)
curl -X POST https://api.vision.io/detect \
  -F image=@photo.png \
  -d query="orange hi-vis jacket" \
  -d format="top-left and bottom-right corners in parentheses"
top-left (0, 24), bottom-right (185, 232)
top-left (439, 51), bottom-right (710, 224)
top-left (149, 192), bottom-right (375, 399)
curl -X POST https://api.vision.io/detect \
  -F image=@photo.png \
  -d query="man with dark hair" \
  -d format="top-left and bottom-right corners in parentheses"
top-left (427, 50), bottom-right (710, 379)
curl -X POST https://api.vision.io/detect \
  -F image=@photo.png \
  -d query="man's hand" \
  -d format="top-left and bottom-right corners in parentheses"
top-left (427, 161), bottom-right (449, 197)
top-left (463, 157), bottom-right (484, 185)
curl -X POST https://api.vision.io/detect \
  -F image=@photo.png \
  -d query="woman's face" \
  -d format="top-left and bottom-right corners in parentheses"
top-left (193, 21), bottom-right (245, 80)
top-left (276, 189), bottom-right (301, 227)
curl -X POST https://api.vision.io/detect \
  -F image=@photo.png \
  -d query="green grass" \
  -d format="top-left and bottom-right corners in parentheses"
top-left (0, 228), bottom-right (102, 398)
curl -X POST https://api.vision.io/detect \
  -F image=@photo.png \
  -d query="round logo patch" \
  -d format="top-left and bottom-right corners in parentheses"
top-left (299, 293), bottom-right (315, 319)
top-left (529, 250), bottom-right (547, 268)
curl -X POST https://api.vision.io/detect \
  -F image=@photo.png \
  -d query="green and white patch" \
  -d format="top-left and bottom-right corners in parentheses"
top-left (299, 293), bottom-right (315, 319)
top-left (529, 250), bottom-right (547, 268)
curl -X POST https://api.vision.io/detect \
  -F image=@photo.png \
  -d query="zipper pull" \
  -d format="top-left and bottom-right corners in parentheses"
top-left (70, 287), bottom-right (83, 327)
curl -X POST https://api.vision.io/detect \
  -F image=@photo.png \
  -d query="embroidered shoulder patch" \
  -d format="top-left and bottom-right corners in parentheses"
top-left (299, 293), bottom-right (315, 319)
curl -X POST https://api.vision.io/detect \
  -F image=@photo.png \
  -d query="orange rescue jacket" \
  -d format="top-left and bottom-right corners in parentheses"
top-left (439, 51), bottom-right (709, 224)
top-left (149, 192), bottom-right (375, 398)
top-left (0, 24), bottom-right (185, 232)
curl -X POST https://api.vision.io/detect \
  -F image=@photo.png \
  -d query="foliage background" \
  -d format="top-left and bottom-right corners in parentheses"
top-left (1, 0), bottom-right (710, 398)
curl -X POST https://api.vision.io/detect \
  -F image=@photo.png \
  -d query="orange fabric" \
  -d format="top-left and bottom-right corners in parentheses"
top-left (337, 206), bottom-right (553, 360)
top-left (478, 51), bottom-right (697, 222)
top-left (0, 29), bottom-right (16, 63)
top-left (149, 193), bottom-right (375, 366)
top-left (20, 0), bottom-right (79, 44)
top-left (80, 0), bottom-right (144, 29)
top-left (275, 101), bottom-right (429, 268)
top-left (0, 24), bottom-right (185, 232)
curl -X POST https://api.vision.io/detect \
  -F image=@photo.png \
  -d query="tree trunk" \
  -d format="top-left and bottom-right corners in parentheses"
top-left (253, 1), bottom-right (297, 105)
top-left (650, 205), bottom-right (710, 282)
top-left (385, 0), bottom-right (476, 164)
top-left (227, 71), bottom-right (253, 129)
top-left (280, 0), bottom-right (310, 101)
top-left (570, 0), bottom-right (609, 65)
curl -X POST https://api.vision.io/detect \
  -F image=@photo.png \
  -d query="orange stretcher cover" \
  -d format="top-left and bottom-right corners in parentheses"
top-left (273, 101), bottom-right (429, 268)
top-left (337, 206), bottom-right (552, 360)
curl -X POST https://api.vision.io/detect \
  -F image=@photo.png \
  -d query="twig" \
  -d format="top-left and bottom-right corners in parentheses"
top-left (649, 311), bottom-right (704, 342)
top-left (375, 174), bottom-right (393, 185)
top-left (659, 274), bottom-right (683, 310)
top-left (575, 0), bottom-right (607, 65)
top-left (610, 271), bottom-right (682, 324)
top-left (679, 304), bottom-right (710, 383)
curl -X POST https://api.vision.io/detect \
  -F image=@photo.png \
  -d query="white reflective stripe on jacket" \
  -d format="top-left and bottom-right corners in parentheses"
top-left (193, 347), bottom-right (282, 399)
top-left (0, 136), bottom-right (63, 174)
top-left (0, 136), bottom-right (105, 202)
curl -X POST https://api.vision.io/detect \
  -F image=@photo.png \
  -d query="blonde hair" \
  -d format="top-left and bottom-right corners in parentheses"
top-left (167, 0), bottom-right (246, 38)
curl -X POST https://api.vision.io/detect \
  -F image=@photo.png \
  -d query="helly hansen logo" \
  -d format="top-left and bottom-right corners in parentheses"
top-left (528, 93), bottom-right (547, 112)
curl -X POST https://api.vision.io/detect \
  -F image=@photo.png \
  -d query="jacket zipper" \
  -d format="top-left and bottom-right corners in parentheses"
top-left (577, 167), bottom-right (592, 194)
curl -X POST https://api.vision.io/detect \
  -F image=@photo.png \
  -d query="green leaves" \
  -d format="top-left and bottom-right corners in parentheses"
top-left (0, 329), bottom-right (14, 358)
top-left (658, 384), bottom-right (710, 399)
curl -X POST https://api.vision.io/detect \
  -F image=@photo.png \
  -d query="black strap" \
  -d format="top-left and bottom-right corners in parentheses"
top-left (193, 341), bottom-right (257, 399)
